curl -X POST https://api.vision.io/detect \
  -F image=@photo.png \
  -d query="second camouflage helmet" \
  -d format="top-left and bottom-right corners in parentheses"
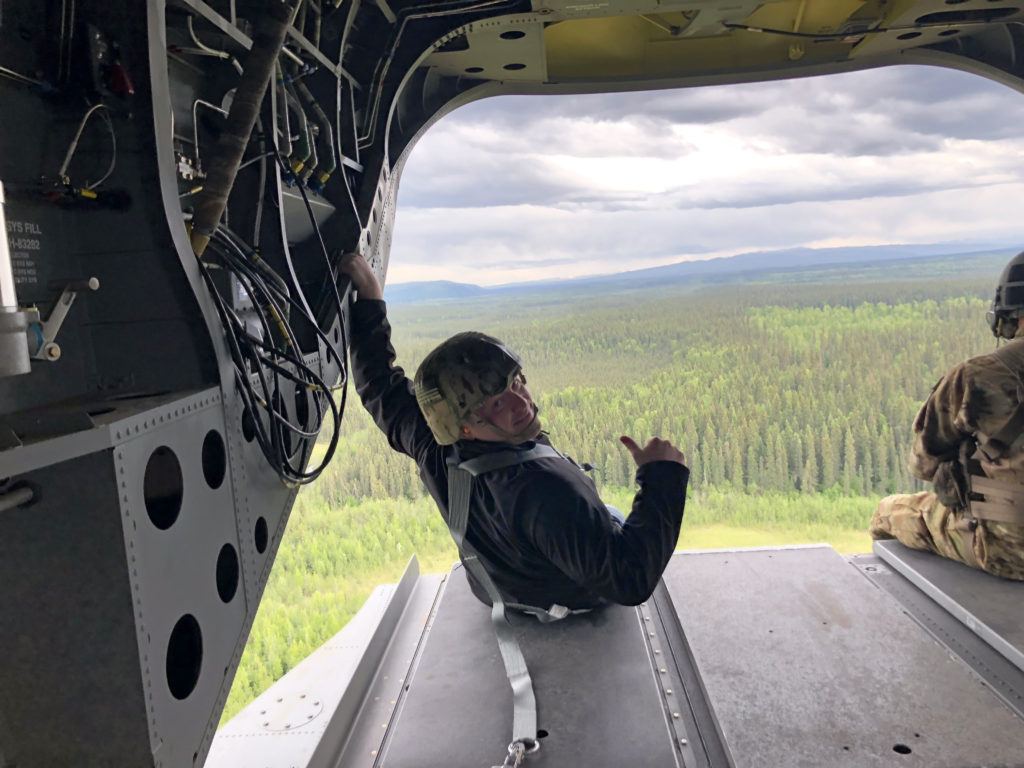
top-left (414, 332), bottom-right (522, 445)
top-left (988, 250), bottom-right (1024, 339)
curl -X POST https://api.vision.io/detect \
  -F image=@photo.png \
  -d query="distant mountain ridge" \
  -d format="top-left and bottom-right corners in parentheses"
top-left (384, 242), bottom-right (1010, 304)
top-left (383, 280), bottom-right (488, 304)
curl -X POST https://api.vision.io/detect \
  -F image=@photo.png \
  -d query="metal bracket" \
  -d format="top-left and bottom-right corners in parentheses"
top-left (28, 277), bottom-right (100, 361)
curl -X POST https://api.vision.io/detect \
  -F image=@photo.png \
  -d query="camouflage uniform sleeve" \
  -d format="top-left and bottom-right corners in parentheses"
top-left (909, 362), bottom-right (973, 485)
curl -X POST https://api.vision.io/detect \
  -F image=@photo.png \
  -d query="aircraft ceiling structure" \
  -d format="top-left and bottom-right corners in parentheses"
top-left (0, 1), bottom-right (1022, 766)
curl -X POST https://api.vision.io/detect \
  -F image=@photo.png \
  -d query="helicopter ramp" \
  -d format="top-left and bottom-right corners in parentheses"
top-left (209, 544), bottom-right (1024, 768)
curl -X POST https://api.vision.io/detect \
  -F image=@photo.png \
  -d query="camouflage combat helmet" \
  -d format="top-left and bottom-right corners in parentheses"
top-left (414, 332), bottom-right (523, 445)
top-left (988, 250), bottom-right (1024, 339)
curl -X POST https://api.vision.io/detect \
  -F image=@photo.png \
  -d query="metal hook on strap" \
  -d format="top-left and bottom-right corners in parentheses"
top-left (492, 739), bottom-right (540, 768)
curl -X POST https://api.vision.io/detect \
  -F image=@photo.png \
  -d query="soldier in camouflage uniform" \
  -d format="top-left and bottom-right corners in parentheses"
top-left (870, 251), bottom-right (1024, 580)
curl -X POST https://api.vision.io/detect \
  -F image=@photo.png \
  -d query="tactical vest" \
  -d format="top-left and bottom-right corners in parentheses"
top-left (957, 339), bottom-right (1024, 564)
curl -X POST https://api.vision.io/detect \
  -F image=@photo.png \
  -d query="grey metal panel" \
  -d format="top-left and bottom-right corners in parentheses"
top-left (222, 388), bottom-right (300, 616)
top-left (663, 546), bottom-right (1024, 768)
top-left (207, 583), bottom-right (401, 768)
top-left (874, 539), bottom-right (1024, 675)
top-left (647, 582), bottom-right (732, 768)
top-left (852, 554), bottom-right (1024, 719)
top-left (309, 558), bottom-right (426, 768)
top-left (282, 189), bottom-right (337, 245)
top-left (331, 573), bottom-right (448, 768)
top-left (377, 564), bottom-right (681, 768)
top-left (0, 450), bottom-right (153, 768)
top-left (1, 388), bottom-right (219, 478)
top-left (208, 560), bottom-right (442, 768)
top-left (113, 391), bottom-right (246, 768)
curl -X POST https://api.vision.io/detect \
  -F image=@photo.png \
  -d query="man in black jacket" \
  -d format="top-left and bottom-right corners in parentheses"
top-left (340, 253), bottom-right (689, 612)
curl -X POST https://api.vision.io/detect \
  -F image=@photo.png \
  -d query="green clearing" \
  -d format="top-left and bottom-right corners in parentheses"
top-left (221, 251), bottom-right (1006, 722)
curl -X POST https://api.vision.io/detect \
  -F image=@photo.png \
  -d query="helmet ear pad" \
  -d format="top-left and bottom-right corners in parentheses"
top-left (1002, 315), bottom-right (1021, 340)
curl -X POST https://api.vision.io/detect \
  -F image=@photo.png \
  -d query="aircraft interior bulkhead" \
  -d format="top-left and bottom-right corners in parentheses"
top-left (1, 1), bottom-right (1023, 766)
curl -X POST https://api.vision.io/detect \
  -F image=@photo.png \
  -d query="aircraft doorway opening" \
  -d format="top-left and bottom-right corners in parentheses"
top-left (223, 63), bottom-right (1024, 723)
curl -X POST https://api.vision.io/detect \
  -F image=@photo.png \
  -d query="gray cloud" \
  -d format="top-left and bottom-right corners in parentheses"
top-left (388, 65), bottom-right (1024, 284)
top-left (440, 71), bottom-right (1010, 143)
top-left (438, 65), bottom-right (1024, 154)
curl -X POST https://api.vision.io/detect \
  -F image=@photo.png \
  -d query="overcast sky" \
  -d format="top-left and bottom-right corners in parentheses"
top-left (386, 65), bottom-right (1024, 286)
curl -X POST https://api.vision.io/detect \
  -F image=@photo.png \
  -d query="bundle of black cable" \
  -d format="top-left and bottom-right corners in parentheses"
top-left (195, 223), bottom-right (348, 486)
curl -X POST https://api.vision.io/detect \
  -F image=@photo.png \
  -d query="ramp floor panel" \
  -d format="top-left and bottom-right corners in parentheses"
top-left (376, 564), bottom-right (682, 768)
top-left (874, 539), bottom-right (1024, 674)
top-left (853, 552), bottom-right (1024, 720)
top-left (663, 545), bottom-right (1024, 768)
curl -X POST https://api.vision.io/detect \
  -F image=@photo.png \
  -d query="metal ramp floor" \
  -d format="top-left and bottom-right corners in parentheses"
top-left (210, 543), bottom-right (1024, 768)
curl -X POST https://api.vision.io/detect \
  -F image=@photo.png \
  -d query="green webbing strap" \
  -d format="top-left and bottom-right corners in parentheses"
top-left (447, 462), bottom-right (539, 750)
top-left (962, 442), bottom-right (1024, 527)
top-left (972, 500), bottom-right (1024, 524)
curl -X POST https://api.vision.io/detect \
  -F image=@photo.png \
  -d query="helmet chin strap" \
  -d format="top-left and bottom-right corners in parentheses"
top-left (473, 403), bottom-right (542, 444)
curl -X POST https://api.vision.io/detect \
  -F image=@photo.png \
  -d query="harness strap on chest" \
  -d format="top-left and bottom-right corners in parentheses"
top-left (959, 443), bottom-right (1024, 559)
top-left (445, 443), bottom-right (563, 753)
top-left (457, 444), bottom-right (563, 477)
top-left (967, 475), bottom-right (1024, 524)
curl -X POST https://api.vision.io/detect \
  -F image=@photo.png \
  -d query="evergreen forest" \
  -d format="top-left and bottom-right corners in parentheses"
top-left (222, 249), bottom-right (1009, 721)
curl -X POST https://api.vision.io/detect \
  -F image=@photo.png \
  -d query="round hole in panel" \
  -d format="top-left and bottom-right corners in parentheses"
top-left (144, 446), bottom-right (183, 530)
top-left (465, 66), bottom-right (484, 73)
top-left (892, 744), bottom-right (912, 755)
top-left (202, 430), bottom-right (227, 489)
top-left (333, 325), bottom-right (340, 344)
top-left (166, 614), bottom-right (203, 700)
top-left (938, 28), bottom-right (960, 35)
top-left (503, 63), bottom-right (526, 71)
top-left (500, 30), bottom-right (526, 40)
top-left (241, 407), bottom-right (256, 443)
top-left (294, 385), bottom-right (310, 429)
top-left (255, 516), bottom-right (269, 553)
top-left (216, 543), bottom-right (240, 603)
top-left (897, 31), bottom-right (922, 39)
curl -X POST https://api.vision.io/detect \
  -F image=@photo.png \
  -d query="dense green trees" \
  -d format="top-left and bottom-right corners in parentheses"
top-left (323, 274), bottom-right (994, 502)
top-left (222, 256), bottom-right (1002, 722)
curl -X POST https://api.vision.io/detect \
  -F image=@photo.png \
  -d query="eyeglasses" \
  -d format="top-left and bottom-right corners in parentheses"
top-left (474, 372), bottom-right (529, 421)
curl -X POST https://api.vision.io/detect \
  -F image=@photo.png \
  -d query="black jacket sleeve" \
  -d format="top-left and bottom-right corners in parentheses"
top-left (518, 461), bottom-right (688, 606)
top-left (349, 299), bottom-right (438, 464)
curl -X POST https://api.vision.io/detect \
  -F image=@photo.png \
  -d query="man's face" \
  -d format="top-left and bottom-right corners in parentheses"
top-left (462, 373), bottom-right (540, 442)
